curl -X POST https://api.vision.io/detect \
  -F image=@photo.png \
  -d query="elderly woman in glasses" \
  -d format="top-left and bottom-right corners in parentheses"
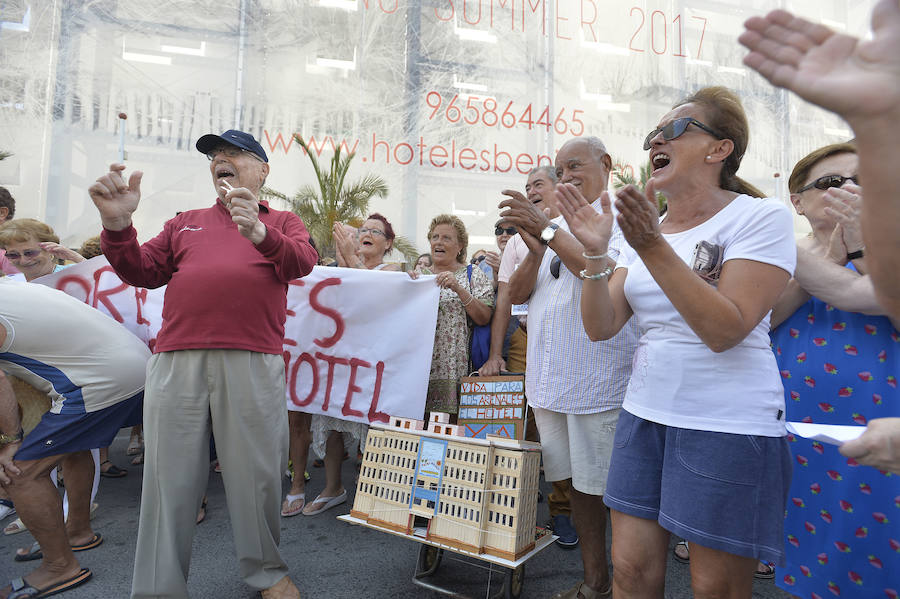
top-left (333, 214), bottom-right (401, 272)
top-left (425, 214), bottom-right (493, 416)
top-left (558, 86), bottom-right (796, 598)
top-left (767, 143), bottom-right (900, 599)
top-left (0, 219), bottom-right (83, 282)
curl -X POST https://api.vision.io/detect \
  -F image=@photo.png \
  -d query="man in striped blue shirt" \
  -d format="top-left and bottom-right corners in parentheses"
top-left (500, 137), bottom-right (639, 599)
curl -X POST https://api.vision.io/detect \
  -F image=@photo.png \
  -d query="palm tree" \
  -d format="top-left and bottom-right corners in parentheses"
top-left (612, 158), bottom-right (667, 214)
top-left (261, 135), bottom-right (419, 265)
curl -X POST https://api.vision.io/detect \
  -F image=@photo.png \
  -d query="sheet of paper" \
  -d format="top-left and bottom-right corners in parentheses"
top-left (786, 422), bottom-right (866, 446)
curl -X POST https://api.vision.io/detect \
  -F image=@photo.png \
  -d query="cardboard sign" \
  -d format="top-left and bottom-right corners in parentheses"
top-left (457, 375), bottom-right (527, 440)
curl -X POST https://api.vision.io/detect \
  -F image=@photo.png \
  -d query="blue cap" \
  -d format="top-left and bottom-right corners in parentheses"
top-left (196, 129), bottom-right (268, 163)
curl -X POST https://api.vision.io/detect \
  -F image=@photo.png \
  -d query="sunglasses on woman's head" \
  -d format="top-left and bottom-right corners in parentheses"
top-left (797, 174), bottom-right (859, 193)
top-left (4, 249), bottom-right (42, 260)
top-left (643, 117), bottom-right (725, 150)
top-left (495, 226), bottom-right (517, 236)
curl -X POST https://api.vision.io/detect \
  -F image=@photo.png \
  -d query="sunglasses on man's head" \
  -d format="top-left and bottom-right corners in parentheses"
top-left (797, 174), bottom-right (859, 193)
top-left (643, 117), bottom-right (725, 151)
top-left (4, 249), bottom-right (42, 261)
top-left (550, 255), bottom-right (562, 279)
top-left (495, 226), bottom-right (517, 236)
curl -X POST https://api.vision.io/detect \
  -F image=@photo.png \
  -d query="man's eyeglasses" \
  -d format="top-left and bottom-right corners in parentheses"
top-left (643, 117), bottom-right (725, 150)
top-left (495, 226), bottom-right (517, 236)
top-left (206, 146), bottom-right (263, 162)
top-left (357, 227), bottom-right (386, 237)
top-left (4, 249), bottom-right (42, 261)
top-left (797, 174), bottom-right (859, 193)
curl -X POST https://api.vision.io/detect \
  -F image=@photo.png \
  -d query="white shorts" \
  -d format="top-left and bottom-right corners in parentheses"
top-left (532, 406), bottom-right (620, 496)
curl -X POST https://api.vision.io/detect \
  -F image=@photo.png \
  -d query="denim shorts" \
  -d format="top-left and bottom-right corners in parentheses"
top-left (604, 410), bottom-right (792, 565)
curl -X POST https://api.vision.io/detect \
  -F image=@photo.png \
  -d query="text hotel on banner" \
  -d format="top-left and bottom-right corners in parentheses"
top-left (36, 259), bottom-right (439, 425)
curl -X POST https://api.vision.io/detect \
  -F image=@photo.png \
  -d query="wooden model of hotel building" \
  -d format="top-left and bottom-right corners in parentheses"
top-left (351, 412), bottom-right (542, 560)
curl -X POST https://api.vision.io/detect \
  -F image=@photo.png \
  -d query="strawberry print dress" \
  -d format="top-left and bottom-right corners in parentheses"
top-left (770, 295), bottom-right (899, 598)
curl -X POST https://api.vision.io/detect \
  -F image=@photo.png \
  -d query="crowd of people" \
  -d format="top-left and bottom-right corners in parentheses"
top-left (1, 2), bottom-right (900, 598)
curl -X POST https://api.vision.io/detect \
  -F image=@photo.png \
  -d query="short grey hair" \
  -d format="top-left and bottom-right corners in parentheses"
top-left (583, 136), bottom-right (608, 162)
top-left (528, 165), bottom-right (558, 183)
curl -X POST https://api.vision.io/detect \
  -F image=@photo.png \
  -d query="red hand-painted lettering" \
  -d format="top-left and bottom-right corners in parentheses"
top-left (309, 278), bottom-right (345, 347)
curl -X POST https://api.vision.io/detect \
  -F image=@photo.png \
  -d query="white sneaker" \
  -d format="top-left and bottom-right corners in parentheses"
top-left (0, 499), bottom-right (14, 521)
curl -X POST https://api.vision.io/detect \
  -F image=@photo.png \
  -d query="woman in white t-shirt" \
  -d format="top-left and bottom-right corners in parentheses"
top-left (557, 86), bottom-right (796, 598)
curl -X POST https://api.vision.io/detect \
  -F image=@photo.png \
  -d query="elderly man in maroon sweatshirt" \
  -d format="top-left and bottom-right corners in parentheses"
top-left (89, 130), bottom-right (317, 599)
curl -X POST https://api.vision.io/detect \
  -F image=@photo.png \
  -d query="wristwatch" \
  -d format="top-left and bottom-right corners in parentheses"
top-left (540, 223), bottom-right (559, 245)
top-left (0, 428), bottom-right (23, 445)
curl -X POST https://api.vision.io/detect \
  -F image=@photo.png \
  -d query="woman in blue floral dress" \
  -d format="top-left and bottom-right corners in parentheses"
top-left (771, 143), bottom-right (900, 598)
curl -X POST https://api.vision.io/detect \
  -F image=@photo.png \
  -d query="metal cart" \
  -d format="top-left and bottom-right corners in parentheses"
top-left (339, 515), bottom-right (556, 599)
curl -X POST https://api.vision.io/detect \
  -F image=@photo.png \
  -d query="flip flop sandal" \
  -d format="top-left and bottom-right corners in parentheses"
top-left (281, 494), bottom-right (305, 517)
top-left (126, 433), bottom-right (143, 455)
top-left (673, 540), bottom-right (690, 564)
top-left (14, 534), bottom-right (103, 562)
top-left (7, 567), bottom-right (92, 598)
top-left (754, 563), bottom-right (775, 579)
top-left (3, 518), bottom-right (26, 535)
top-left (99, 460), bottom-right (127, 478)
top-left (0, 499), bottom-right (15, 521)
top-left (131, 453), bottom-right (144, 465)
top-left (301, 490), bottom-right (347, 516)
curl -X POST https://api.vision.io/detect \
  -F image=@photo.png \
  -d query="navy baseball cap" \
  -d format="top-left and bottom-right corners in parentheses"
top-left (196, 129), bottom-right (268, 163)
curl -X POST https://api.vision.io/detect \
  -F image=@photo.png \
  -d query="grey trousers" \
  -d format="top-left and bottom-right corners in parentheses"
top-left (131, 350), bottom-right (290, 598)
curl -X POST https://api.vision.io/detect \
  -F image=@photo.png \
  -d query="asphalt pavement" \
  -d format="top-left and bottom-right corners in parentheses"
top-left (0, 431), bottom-right (792, 598)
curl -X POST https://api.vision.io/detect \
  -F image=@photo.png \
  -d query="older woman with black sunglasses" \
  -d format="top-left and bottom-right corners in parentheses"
top-left (558, 86), bottom-right (796, 598)
top-left (767, 143), bottom-right (899, 599)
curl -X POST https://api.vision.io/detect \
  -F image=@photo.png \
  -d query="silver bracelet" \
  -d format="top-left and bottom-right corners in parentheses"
top-left (461, 293), bottom-right (475, 306)
top-left (582, 251), bottom-right (608, 260)
top-left (580, 266), bottom-right (613, 280)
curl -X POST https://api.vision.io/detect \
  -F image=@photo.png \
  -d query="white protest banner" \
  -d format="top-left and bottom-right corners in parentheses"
top-left (34, 256), bottom-right (164, 347)
top-left (36, 260), bottom-right (439, 425)
top-left (283, 266), bottom-right (439, 424)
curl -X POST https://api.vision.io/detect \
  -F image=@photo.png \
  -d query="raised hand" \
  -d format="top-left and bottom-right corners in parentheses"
top-left (434, 270), bottom-right (461, 292)
top-left (823, 183), bottom-right (864, 255)
top-left (88, 163), bottom-right (143, 231)
top-left (484, 251), bottom-right (501, 277)
top-left (225, 187), bottom-right (266, 244)
top-left (555, 182), bottom-right (613, 255)
top-left (499, 189), bottom-right (551, 238)
top-left (824, 222), bottom-right (849, 265)
top-left (739, 0), bottom-right (900, 124)
top-left (614, 182), bottom-right (662, 252)
top-left (332, 222), bottom-right (358, 266)
top-left (39, 242), bottom-right (84, 263)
